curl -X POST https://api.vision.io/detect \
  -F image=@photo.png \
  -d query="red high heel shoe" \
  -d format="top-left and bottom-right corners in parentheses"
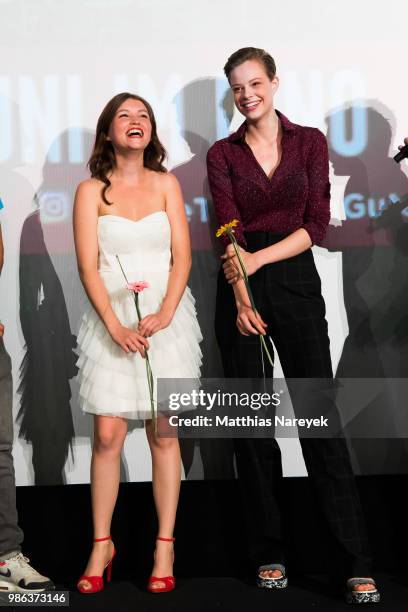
top-left (147, 536), bottom-right (176, 593)
top-left (77, 536), bottom-right (116, 594)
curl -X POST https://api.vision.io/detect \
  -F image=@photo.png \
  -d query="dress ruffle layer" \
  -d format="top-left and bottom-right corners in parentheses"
top-left (76, 284), bottom-right (203, 420)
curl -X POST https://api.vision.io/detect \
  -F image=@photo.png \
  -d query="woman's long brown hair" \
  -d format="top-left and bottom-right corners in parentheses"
top-left (88, 92), bottom-right (167, 205)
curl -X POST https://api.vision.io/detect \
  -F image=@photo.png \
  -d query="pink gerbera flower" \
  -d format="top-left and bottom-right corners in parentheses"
top-left (126, 281), bottom-right (150, 293)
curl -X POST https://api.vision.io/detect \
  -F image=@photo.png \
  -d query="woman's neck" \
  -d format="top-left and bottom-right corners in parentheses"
top-left (245, 108), bottom-right (280, 146)
top-left (112, 150), bottom-right (146, 183)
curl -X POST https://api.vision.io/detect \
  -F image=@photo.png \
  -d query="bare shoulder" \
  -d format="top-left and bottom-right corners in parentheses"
top-left (149, 171), bottom-right (182, 206)
top-left (75, 178), bottom-right (104, 211)
top-left (74, 178), bottom-right (104, 220)
top-left (158, 171), bottom-right (181, 194)
top-left (75, 177), bottom-right (104, 198)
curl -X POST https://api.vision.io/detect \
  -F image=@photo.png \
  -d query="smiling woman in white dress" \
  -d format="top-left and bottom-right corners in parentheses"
top-left (73, 93), bottom-right (202, 594)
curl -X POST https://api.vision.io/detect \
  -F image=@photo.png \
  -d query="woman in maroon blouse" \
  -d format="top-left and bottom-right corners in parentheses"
top-left (207, 47), bottom-right (380, 604)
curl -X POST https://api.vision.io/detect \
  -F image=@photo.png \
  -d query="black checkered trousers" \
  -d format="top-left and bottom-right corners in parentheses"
top-left (215, 231), bottom-right (372, 577)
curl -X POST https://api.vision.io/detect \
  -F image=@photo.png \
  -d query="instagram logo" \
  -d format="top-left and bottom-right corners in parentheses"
top-left (39, 191), bottom-right (70, 224)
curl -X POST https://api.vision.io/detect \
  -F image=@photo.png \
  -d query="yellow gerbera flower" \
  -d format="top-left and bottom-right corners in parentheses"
top-left (216, 218), bottom-right (240, 238)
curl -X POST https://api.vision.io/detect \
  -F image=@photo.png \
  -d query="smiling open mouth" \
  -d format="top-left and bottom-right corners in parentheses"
top-left (242, 100), bottom-right (261, 110)
top-left (126, 128), bottom-right (144, 137)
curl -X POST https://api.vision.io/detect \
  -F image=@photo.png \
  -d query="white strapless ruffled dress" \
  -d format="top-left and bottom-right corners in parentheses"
top-left (76, 211), bottom-right (203, 420)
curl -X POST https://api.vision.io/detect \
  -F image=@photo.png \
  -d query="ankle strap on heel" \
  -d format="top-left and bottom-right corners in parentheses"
top-left (157, 536), bottom-right (175, 542)
top-left (94, 536), bottom-right (112, 542)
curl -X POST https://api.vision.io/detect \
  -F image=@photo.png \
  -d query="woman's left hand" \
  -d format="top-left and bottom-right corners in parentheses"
top-left (221, 244), bottom-right (261, 283)
top-left (138, 310), bottom-right (172, 337)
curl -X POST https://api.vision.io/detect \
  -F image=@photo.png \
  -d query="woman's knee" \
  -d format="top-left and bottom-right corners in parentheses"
top-left (149, 434), bottom-right (179, 453)
top-left (94, 421), bottom-right (126, 454)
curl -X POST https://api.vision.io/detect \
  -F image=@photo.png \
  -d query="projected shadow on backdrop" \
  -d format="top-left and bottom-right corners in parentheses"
top-left (323, 102), bottom-right (408, 474)
top-left (17, 129), bottom-right (89, 485)
top-left (30, 128), bottom-right (94, 445)
top-left (18, 200), bottom-right (77, 485)
top-left (173, 78), bottom-right (236, 479)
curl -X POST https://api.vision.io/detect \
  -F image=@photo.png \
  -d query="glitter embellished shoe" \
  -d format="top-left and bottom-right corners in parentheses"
top-left (256, 563), bottom-right (288, 589)
top-left (345, 577), bottom-right (380, 604)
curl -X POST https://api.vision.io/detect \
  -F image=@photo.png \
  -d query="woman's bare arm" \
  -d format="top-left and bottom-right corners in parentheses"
top-left (73, 179), bottom-right (148, 354)
top-left (138, 173), bottom-right (192, 337)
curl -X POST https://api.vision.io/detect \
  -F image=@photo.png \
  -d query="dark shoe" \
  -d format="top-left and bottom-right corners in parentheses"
top-left (346, 577), bottom-right (380, 604)
top-left (256, 563), bottom-right (288, 589)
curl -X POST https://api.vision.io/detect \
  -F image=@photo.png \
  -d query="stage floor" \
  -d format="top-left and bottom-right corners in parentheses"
top-left (61, 574), bottom-right (407, 611)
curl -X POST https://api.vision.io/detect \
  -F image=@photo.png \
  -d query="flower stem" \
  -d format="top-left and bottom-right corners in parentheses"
top-left (116, 255), bottom-right (157, 431)
top-left (135, 294), bottom-right (157, 431)
top-left (226, 230), bottom-right (274, 369)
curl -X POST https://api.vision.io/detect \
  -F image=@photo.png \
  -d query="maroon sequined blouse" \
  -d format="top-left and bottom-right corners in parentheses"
top-left (206, 110), bottom-right (331, 249)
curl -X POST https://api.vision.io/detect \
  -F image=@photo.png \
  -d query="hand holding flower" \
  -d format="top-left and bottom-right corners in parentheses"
top-left (138, 309), bottom-right (172, 337)
top-left (109, 321), bottom-right (149, 356)
top-left (221, 244), bottom-right (261, 283)
top-left (216, 218), bottom-right (274, 369)
top-left (236, 303), bottom-right (268, 337)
